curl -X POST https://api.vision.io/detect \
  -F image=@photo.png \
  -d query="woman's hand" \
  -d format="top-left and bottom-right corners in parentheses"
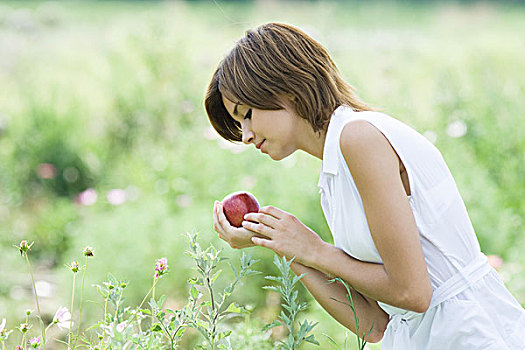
top-left (242, 206), bottom-right (326, 267)
top-left (213, 201), bottom-right (262, 249)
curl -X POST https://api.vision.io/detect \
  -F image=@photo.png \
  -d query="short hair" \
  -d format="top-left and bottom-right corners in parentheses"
top-left (205, 22), bottom-right (373, 142)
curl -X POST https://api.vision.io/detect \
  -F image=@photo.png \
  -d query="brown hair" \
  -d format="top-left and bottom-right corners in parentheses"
top-left (205, 22), bottom-right (373, 142)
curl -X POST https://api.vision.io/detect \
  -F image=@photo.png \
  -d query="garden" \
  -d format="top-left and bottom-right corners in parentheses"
top-left (0, 1), bottom-right (524, 349)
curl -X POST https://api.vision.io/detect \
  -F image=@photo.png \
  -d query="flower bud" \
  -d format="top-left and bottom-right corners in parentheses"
top-left (18, 240), bottom-right (33, 256)
top-left (25, 309), bottom-right (32, 316)
top-left (120, 282), bottom-right (127, 289)
top-left (19, 323), bottom-right (30, 333)
top-left (69, 261), bottom-right (79, 273)
top-left (83, 246), bottom-right (94, 257)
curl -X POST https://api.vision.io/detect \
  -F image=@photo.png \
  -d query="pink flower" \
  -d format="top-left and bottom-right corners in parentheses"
top-left (29, 335), bottom-right (41, 348)
top-left (53, 307), bottom-right (71, 330)
top-left (116, 321), bottom-right (127, 333)
top-left (37, 163), bottom-right (57, 179)
top-left (488, 255), bottom-right (504, 271)
top-left (154, 257), bottom-right (168, 278)
top-left (75, 188), bottom-right (98, 206)
top-left (16, 346), bottom-right (23, 350)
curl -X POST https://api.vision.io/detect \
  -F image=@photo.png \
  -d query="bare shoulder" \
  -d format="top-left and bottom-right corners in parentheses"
top-left (339, 120), bottom-right (399, 173)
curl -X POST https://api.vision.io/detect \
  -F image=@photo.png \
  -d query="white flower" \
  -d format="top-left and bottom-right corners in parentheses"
top-left (53, 307), bottom-right (71, 330)
top-left (446, 120), bottom-right (467, 138)
top-left (0, 318), bottom-right (6, 332)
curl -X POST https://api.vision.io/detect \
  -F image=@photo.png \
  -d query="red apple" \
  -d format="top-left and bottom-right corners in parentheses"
top-left (221, 191), bottom-right (260, 228)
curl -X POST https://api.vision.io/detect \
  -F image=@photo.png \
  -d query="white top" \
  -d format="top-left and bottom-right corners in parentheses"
top-left (318, 106), bottom-right (525, 349)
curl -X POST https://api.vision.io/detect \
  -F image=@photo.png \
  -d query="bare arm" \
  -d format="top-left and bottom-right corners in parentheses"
top-left (244, 121), bottom-right (432, 313)
top-left (290, 260), bottom-right (389, 343)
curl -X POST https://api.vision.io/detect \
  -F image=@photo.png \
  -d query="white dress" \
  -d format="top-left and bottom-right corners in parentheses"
top-left (318, 106), bottom-right (525, 349)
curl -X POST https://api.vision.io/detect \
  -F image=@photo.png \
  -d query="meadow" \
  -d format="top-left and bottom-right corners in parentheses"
top-left (0, 1), bottom-right (524, 348)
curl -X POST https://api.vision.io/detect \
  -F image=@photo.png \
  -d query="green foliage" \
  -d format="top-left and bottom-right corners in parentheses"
top-left (263, 255), bottom-right (319, 349)
top-left (0, 2), bottom-right (524, 348)
top-left (328, 278), bottom-right (373, 350)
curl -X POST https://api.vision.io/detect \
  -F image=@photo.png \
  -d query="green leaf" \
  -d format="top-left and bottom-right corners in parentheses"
top-left (262, 320), bottom-right (283, 331)
top-left (223, 302), bottom-right (247, 314)
top-left (304, 334), bottom-right (320, 345)
top-left (150, 323), bottom-right (163, 332)
top-left (176, 327), bottom-right (186, 338)
top-left (139, 308), bottom-right (152, 315)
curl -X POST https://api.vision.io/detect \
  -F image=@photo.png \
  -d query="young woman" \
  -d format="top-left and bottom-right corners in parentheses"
top-left (205, 23), bottom-right (525, 349)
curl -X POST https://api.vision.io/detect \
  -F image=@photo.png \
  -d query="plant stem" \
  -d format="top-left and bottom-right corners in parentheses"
top-left (205, 273), bottom-right (217, 350)
top-left (152, 275), bottom-right (156, 301)
top-left (73, 256), bottom-right (89, 349)
top-left (125, 277), bottom-right (160, 331)
top-left (98, 290), bottom-right (110, 349)
top-left (24, 252), bottom-right (44, 345)
top-left (68, 272), bottom-right (77, 349)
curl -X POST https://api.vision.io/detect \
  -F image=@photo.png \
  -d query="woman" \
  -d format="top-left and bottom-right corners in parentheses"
top-left (206, 22), bottom-right (525, 349)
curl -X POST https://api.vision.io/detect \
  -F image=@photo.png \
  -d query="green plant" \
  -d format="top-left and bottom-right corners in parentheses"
top-left (185, 232), bottom-right (259, 349)
top-left (327, 278), bottom-right (373, 350)
top-left (263, 255), bottom-right (319, 349)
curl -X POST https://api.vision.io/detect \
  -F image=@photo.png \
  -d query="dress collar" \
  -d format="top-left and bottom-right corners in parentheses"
top-left (320, 105), bottom-right (354, 176)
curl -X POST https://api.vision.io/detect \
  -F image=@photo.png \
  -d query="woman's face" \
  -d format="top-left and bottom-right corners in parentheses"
top-left (222, 95), bottom-right (300, 161)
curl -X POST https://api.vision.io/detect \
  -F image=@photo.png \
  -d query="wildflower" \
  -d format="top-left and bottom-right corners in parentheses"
top-left (116, 321), bottom-right (127, 333)
top-left (16, 346), bottom-right (23, 350)
top-left (75, 188), bottom-right (98, 206)
top-left (0, 318), bottom-right (6, 335)
top-left (53, 307), bottom-right (71, 330)
top-left (446, 120), bottom-right (467, 138)
top-left (29, 335), bottom-right (41, 348)
top-left (83, 246), bottom-right (94, 257)
top-left (120, 282), bottom-right (127, 289)
top-left (18, 240), bottom-right (34, 256)
top-left (25, 309), bottom-right (32, 316)
top-left (18, 323), bottom-right (31, 333)
top-left (69, 261), bottom-right (79, 273)
top-left (154, 257), bottom-right (168, 278)
top-left (107, 189), bottom-right (126, 205)
top-left (488, 255), bottom-right (504, 271)
top-left (36, 163), bottom-right (57, 179)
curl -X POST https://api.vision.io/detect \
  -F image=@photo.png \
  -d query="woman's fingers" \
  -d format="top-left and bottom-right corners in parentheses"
top-left (258, 205), bottom-right (283, 218)
top-left (251, 236), bottom-right (275, 250)
top-left (244, 212), bottom-right (279, 229)
top-left (216, 202), bottom-right (234, 229)
top-left (242, 220), bottom-right (274, 238)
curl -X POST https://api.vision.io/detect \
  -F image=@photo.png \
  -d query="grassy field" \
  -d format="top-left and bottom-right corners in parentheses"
top-left (0, 1), bottom-right (524, 348)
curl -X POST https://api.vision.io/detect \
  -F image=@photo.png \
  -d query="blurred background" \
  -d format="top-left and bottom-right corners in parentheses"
top-left (0, 0), bottom-right (524, 348)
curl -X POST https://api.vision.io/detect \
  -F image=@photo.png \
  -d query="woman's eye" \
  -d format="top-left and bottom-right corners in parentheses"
top-left (244, 109), bottom-right (252, 120)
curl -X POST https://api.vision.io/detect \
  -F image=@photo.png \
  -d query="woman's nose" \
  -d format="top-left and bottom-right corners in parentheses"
top-left (242, 123), bottom-right (254, 144)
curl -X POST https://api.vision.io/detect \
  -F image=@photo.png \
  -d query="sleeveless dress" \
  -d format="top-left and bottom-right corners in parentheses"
top-left (317, 105), bottom-right (525, 349)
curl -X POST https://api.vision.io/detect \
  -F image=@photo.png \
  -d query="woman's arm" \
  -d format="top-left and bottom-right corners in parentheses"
top-left (290, 260), bottom-right (389, 343)
top-left (213, 199), bottom-right (389, 341)
top-left (244, 121), bottom-right (432, 313)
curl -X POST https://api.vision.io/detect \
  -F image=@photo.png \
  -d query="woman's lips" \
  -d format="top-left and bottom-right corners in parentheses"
top-left (259, 140), bottom-right (266, 153)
